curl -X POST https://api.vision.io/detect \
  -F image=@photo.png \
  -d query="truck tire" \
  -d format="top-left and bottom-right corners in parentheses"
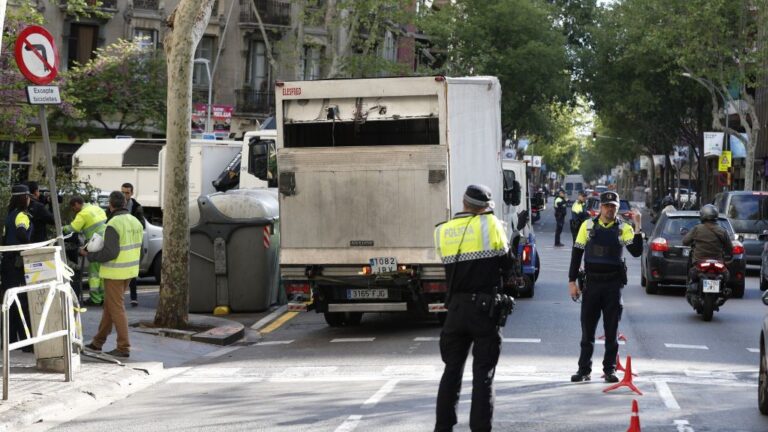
top-left (324, 312), bottom-right (346, 327)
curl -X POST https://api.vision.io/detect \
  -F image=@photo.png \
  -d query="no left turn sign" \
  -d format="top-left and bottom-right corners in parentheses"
top-left (14, 25), bottom-right (59, 85)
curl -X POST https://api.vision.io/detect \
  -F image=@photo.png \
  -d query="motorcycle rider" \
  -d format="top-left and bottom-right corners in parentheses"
top-left (652, 195), bottom-right (677, 224)
top-left (681, 204), bottom-right (733, 291)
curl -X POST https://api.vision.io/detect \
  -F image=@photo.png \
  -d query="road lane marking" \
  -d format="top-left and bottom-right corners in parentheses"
top-left (202, 346), bottom-right (241, 358)
top-left (334, 415), bottom-right (363, 432)
top-left (250, 305), bottom-right (289, 330)
top-left (331, 338), bottom-right (376, 343)
top-left (259, 311), bottom-right (299, 334)
top-left (502, 338), bottom-right (541, 343)
top-left (748, 348), bottom-right (760, 353)
top-left (277, 367), bottom-right (338, 379)
top-left (255, 340), bottom-right (295, 346)
top-left (674, 419), bottom-right (695, 432)
top-left (684, 369), bottom-right (736, 380)
top-left (664, 343), bottom-right (708, 350)
top-left (655, 381), bottom-right (681, 410)
top-left (362, 379), bottom-right (399, 409)
top-left (383, 365), bottom-right (436, 377)
top-left (414, 337), bottom-right (440, 342)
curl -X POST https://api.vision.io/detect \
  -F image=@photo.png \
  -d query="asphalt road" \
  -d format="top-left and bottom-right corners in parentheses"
top-left (29, 199), bottom-right (768, 432)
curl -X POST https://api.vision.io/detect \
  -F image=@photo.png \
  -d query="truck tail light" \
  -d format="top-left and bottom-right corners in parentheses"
top-left (359, 265), bottom-right (372, 276)
top-left (285, 282), bottom-right (310, 296)
top-left (732, 241), bottom-right (745, 255)
top-left (423, 282), bottom-right (447, 293)
top-left (650, 238), bottom-right (669, 252)
top-left (521, 244), bottom-right (533, 265)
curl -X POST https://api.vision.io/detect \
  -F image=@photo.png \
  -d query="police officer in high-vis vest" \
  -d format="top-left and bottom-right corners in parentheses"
top-left (570, 191), bottom-right (588, 243)
top-left (64, 196), bottom-right (108, 305)
top-left (434, 185), bottom-right (517, 432)
top-left (568, 191), bottom-right (642, 383)
top-left (82, 191), bottom-right (144, 358)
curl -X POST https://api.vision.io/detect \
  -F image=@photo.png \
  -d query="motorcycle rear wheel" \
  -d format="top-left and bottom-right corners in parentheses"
top-left (702, 295), bottom-right (715, 322)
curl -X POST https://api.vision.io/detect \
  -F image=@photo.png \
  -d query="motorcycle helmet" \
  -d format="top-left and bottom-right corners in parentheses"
top-left (661, 195), bottom-right (675, 207)
top-left (86, 232), bottom-right (104, 252)
top-left (699, 204), bottom-right (718, 222)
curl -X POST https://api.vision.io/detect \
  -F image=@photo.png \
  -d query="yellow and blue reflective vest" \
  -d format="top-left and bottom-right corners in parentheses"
top-left (99, 214), bottom-right (144, 280)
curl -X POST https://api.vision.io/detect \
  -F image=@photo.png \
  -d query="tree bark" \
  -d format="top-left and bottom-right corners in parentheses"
top-left (154, 0), bottom-right (215, 329)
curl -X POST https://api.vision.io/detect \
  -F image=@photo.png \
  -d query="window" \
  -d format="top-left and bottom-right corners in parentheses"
top-left (55, 143), bottom-right (81, 173)
top-left (133, 28), bottom-right (157, 50)
top-left (380, 30), bottom-right (397, 62)
top-left (0, 141), bottom-right (32, 183)
top-left (68, 24), bottom-right (99, 69)
top-left (193, 36), bottom-right (215, 86)
top-left (300, 45), bottom-right (321, 80)
top-left (727, 194), bottom-right (768, 220)
top-left (246, 40), bottom-right (267, 90)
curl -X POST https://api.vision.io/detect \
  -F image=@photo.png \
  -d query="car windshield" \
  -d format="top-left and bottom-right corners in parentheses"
top-left (727, 194), bottom-right (768, 221)
top-left (661, 217), bottom-right (733, 241)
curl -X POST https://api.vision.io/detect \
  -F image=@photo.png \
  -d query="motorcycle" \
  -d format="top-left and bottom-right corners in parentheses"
top-left (683, 246), bottom-right (731, 321)
top-left (530, 192), bottom-right (545, 224)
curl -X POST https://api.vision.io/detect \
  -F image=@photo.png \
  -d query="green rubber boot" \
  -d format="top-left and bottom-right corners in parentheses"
top-left (88, 262), bottom-right (104, 305)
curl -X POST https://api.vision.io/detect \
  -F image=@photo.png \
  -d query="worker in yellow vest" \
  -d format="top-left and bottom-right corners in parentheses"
top-left (64, 196), bottom-right (108, 305)
top-left (82, 191), bottom-right (144, 358)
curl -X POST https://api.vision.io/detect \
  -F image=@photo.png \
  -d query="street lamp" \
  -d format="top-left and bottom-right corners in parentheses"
top-left (194, 58), bottom-right (212, 133)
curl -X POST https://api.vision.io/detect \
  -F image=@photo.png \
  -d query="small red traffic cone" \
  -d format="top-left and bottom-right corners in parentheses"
top-left (616, 354), bottom-right (638, 377)
top-left (604, 355), bottom-right (643, 395)
top-left (619, 333), bottom-right (628, 342)
top-left (626, 399), bottom-right (641, 432)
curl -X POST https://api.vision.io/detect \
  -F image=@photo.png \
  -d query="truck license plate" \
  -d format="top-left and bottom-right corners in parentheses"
top-left (702, 279), bottom-right (720, 293)
top-left (370, 257), bottom-right (397, 274)
top-left (347, 289), bottom-right (388, 300)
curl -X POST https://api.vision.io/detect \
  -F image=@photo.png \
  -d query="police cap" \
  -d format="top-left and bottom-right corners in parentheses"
top-left (464, 184), bottom-right (494, 209)
top-left (600, 191), bottom-right (620, 207)
top-left (11, 184), bottom-right (30, 196)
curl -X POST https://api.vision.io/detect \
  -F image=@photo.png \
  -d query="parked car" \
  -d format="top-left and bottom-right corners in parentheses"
top-left (759, 233), bottom-right (768, 292)
top-left (714, 191), bottom-right (768, 267)
top-left (760, 291), bottom-right (768, 414)
top-left (586, 198), bottom-right (635, 227)
top-left (594, 185), bottom-right (608, 196)
top-left (641, 211), bottom-right (746, 297)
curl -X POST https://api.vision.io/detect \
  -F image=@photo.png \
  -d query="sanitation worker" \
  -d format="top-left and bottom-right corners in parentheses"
top-left (64, 196), bottom-right (108, 305)
top-left (434, 184), bottom-right (517, 432)
top-left (568, 191), bottom-right (642, 383)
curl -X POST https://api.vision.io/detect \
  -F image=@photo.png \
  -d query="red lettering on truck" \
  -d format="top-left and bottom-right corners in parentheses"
top-left (282, 87), bottom-right (302, 96)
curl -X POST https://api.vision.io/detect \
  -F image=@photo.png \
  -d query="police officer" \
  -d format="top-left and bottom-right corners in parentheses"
top-left (64, 196), bottom-right (108, 305)
top-left (570, 191), bottom-right (588, 243)
top-left (568, 191), bottom-right (642, 383)
top-left (25, 181), bottom-right (55, 243)
top-left (1, 185), bottom-right (34, 350)
top-left (554, 189), bottom-right (567, 247)
top-left (434, 185), bottom-right (517, 432)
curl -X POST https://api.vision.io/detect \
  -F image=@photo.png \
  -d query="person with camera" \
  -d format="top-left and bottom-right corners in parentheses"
top-left (25, 181), bottom-right (55, 243)
top-left (434, 185), bottom-right (518, 432)
top-left (568, 191), bottom-right (642, 383)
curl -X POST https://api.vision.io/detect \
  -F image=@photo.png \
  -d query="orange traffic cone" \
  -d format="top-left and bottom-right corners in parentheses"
top-left (597, 332), bottom-right (627, 342)
top-left (604, 355), bottom-right (643, 395)
top-left (617, 354), bottom-right (638, 377)
top-left (626, 399), bottom-right (641, 432)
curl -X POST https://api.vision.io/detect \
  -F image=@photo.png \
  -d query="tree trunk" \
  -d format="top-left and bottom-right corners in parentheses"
top-left (154, 0), bottom-right (215, 329)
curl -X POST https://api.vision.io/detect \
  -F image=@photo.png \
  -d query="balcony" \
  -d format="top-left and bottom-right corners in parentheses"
top-left (239, 0), bottom-right (290, 27)
top-left (235, 89), bottom-right (275, 114)
top-left (133, 0), bottom-right (158, 10)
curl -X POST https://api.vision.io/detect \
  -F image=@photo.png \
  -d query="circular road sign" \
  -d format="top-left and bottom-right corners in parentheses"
top-left (14, 25), bottom-right (59, 85)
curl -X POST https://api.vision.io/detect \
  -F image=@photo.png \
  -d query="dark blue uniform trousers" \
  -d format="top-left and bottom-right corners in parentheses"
top-left (578, 278), bottom-right (623, 375)
top-left (435, 297), bottom-right (501, 432)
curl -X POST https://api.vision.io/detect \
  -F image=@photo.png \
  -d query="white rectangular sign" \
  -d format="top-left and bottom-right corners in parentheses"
top-left (531, 156), bottom-right (542, 167)
top-left (703, 132), bottom-right (723, 157)
top-left (26, 86), bottom-right (61, 105)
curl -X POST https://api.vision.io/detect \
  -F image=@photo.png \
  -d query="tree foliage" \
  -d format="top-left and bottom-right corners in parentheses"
top-left (419, 0), bottom-right (571, 138)
top-left (64, 39), bottom-right (167, 136)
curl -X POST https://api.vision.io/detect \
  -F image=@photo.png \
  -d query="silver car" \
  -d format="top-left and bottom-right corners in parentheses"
top-left (760, 291), bottom-right (768, 414)
top-left (140, 219), bottom-right (162, 283)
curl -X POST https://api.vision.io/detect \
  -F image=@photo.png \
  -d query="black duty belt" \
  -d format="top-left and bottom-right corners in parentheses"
top-left (586, 271), bottom-right (622, 282)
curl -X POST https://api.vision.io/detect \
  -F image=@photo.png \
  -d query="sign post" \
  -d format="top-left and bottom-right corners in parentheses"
top-left (14, 25), bottom-right (65, 258)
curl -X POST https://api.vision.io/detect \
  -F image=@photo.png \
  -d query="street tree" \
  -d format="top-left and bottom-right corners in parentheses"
top-left (419, 0), bottom-right (570, 140)
top-left (154, 0), bottom-right (215, 329)
top-left (649, 0), bottom-right (768, 191)
top-left (63, 39), bottom-right (167, 136)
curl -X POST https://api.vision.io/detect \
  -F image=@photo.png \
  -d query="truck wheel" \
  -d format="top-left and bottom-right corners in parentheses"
top-left (324, 312), bottom-right (345, 327)
top-left (346, 312), bottom-right (363, 326)
top-left (152, 254), bottom-right (162, 284)
top-left (533, 251), bottom-right (541, 282)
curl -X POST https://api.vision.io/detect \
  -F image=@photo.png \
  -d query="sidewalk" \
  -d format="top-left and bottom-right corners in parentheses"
top-left (0, 289), bottom-right (276, 431)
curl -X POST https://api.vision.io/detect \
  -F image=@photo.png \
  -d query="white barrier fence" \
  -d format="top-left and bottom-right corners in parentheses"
top-left (2, 280), bottom-right (83, 400)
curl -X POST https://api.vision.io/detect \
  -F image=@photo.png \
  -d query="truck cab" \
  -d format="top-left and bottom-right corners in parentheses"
top-left (502, 159), bottom-right (539, 297)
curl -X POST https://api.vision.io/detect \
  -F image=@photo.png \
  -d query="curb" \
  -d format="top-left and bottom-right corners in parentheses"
top-left (250, 304), bottom-right (289, 332)
top-left (132, 314), bottom-right (246, 346)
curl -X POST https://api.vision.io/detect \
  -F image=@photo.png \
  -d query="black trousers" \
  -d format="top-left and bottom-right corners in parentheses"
top-left (129, 278), bottom-right (137, 301)
top-left (436, 297), bottom-right (501, 432)
top-left (569, 220), bottom-right (579, 243)
top-left (1, 257), bottom-right (31, 344)
top-left (555, 216), bottom-right (565, 245)
top-left (577, 278), bottom-right (623, 375)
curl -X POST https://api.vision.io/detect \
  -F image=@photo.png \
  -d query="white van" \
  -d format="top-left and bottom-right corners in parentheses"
top-left (563, 174), bottom-right (585, 202)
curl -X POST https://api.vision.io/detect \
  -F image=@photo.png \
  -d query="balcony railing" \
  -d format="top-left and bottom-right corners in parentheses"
top-left (133, 0), bottom-right (158, 10)
top-left (239, 0), bottom-right (290, 27)
top-left (235, 89), bottom-right (275, 114)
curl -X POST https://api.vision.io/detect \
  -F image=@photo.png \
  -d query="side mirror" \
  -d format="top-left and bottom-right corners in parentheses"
top-left (504, 180), bottom-right (522, 206)
top-left (248, 139), bottom-right (270, 181)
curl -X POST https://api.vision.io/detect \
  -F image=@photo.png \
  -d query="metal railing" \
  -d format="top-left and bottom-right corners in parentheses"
top-left (238, 0), bottom-right (290, 26)
top-left (235, 89), bottom-right (274, 114)
top-left (2, 280), bottom-right (82, 400)
top-left (133, 0), bottom-right (158, 10)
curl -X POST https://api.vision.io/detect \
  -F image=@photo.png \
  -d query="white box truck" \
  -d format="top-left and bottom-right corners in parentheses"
top-left (249, 76), bottom-right (519, 326)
